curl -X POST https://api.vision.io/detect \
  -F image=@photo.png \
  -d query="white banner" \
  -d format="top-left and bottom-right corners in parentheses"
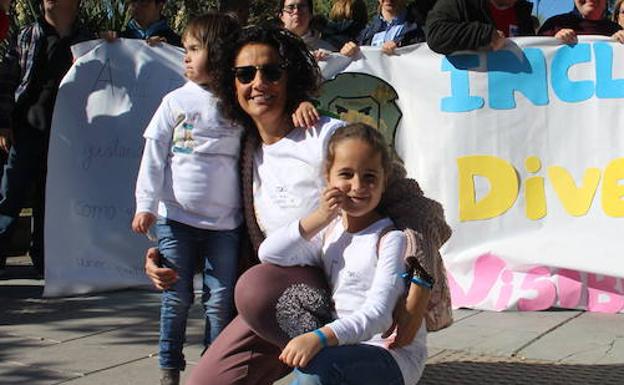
top-left (45, 40), bottom-right (185, 296)
top-left (45, 38), bottom-right (624, 313)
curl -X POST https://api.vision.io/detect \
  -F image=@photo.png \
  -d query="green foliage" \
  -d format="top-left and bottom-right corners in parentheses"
top-left (1, 0), bottom-right (381, 58)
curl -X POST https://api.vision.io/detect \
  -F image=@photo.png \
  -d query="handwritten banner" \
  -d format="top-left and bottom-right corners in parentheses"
top-left (45, 38), bottom-right (624, 313)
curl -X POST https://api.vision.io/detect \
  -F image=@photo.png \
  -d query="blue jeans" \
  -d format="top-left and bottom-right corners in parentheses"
top-left (291, 344), bottom-right (405, 385)
top-left (156, 218), bottom-right (241, 370)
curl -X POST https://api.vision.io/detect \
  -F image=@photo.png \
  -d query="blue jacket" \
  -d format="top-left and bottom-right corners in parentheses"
top-left (358, 10), bottom-right (426, 47)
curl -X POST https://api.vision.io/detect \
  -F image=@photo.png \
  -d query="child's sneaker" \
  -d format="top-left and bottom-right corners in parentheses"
top-left (160, 369), bottom-right (180, 385)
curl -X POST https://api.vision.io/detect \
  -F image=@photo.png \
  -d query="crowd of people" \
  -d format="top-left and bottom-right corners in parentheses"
top-left (0, 1), bottom-right (623, 385)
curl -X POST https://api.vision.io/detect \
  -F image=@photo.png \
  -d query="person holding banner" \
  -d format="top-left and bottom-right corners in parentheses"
top-left (100, 0), bottom-right (181, 47)
top-left (136, 25), bottom-right (450, 385)
top-left (425, 0), bottom-right (535, 55)
top-left (340, 0), bottom-right (427, 56)
top-left (538, 0), bottom-right (624, 44)
top-left (0, 0), bottom-right (94, 276)
top-left (278, 0), bottom-right (337, 55)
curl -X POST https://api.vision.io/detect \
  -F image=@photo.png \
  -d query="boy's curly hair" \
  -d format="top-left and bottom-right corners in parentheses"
top-left (182, 13), bottom-right (240, 88)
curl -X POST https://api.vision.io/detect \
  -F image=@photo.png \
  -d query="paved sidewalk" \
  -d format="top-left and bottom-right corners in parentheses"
top-left (1, 256), bottom-right (623, 385)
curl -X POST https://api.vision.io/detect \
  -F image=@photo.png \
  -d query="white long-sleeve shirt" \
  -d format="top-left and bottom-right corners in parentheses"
top-left (135, 81), bottom-right (243, 230)
top-left (253, 116), bottom-right (345, 235)
top-left (258, 217), bottom-right (428, 385)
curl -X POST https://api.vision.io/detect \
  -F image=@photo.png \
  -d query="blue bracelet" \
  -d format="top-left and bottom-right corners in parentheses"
top-left (409, 275), bottom-right (433, 290)
top-left (401, 272), bottom-right (433, 290)
top-left (313, 329), bottom-right (328, 348)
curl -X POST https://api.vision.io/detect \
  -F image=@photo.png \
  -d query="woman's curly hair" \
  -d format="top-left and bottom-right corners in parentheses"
top-left (212, 24), bottom-right (322, 129)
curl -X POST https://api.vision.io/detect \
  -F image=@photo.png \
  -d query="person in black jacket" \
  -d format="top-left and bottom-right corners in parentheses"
top-left (425, 0), bottom-right (534, 55)
top-left (538, 0), bottom-right (623, 44)
top-left (318, 0), bottom-right (369, 50)
top-left (0, 0), bottom-right (94, 275)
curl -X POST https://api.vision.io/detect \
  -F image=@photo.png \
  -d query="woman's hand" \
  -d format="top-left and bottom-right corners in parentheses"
top-left (132, 212), bottom-right (156, 234)
top-left (279, 332), bottom-right (323, 368)
top-left (144, 247), bottom-right (178, 290)
top-left (292, 101), bottom-right (320, 128)
top-left (340, 41), bottom-right (359, 57)
top-left (382, 40), bottom-right (398, 55)
top-left (555, 28), bottom-right (577, 44)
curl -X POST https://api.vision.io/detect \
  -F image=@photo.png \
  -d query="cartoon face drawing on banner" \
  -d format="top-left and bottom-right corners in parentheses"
top-left (318, 72), bottom-right (402, 151)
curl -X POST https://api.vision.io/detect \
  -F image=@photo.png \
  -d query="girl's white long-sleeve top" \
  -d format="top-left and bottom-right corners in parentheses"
top-left (135, 81), bottom-right (243, 230)
top-left (258, 217), bottom-right (428, 385)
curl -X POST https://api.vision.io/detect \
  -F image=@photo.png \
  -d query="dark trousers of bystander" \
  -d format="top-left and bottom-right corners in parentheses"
top-left (0, 121), bottom-right (49, 274)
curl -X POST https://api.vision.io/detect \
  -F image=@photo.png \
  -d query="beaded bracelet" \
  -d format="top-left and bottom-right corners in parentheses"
top-left (313, 329), bottom-right (328, 348)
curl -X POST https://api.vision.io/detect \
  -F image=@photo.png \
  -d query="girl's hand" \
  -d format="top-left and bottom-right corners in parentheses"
top-left (382, 40), bottom-right (398, 55)
top-left (132, 212), bottom-right (156, 234)
top-left (292, 101), bottom-right (320, 128)
top-left (318, 186), bottom-right (344, 222)
top-left (555, 28), bottom-right (577, 44)
top-left (299, 187), bottom-right (344, 239)
top-left (279, 332), bottom-right (322, 368)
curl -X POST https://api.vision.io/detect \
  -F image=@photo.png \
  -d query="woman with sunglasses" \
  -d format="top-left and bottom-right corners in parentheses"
top-left (172, 24), bottom-right (452, 385)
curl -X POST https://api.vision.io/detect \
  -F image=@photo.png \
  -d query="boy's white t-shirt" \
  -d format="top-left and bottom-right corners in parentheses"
top-left (252, 116), bottom-right (345, 235)
top-left (135, 81), bottom-right (244, 230)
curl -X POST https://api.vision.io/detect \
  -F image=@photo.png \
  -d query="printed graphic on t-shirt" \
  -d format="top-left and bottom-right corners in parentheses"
top-left (172, 113), bottom-right (196, 154)
top-left (270, 185), bottom-right (300, 208)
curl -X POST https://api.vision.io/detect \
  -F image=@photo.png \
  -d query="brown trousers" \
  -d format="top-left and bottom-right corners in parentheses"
top-left (186, 264), bottom-right (330, 385)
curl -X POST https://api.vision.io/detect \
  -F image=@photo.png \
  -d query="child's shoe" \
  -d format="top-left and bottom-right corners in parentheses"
top-left (160, 369), bottom-right (180, 385)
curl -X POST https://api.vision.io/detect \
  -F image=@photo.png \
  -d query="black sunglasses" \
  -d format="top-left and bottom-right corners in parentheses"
top-left (232, 64), bottom-right (286, 84)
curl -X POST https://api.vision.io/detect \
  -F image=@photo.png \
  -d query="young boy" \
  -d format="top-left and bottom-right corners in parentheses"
top-left (132, 14), bottom-right (241, 385)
